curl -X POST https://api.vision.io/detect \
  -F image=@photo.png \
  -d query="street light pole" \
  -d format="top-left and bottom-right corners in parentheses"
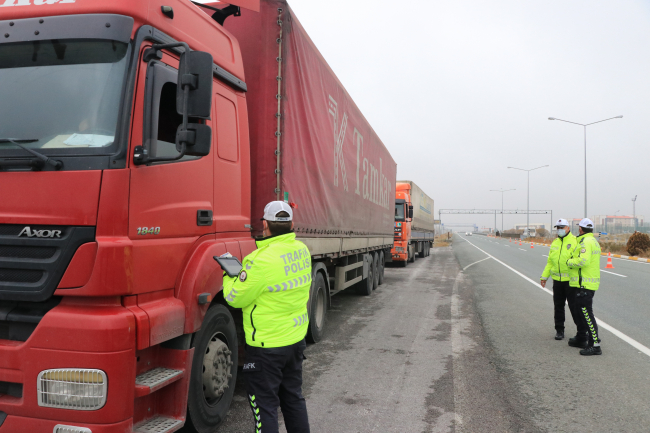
top-left (508, 165), bottom-right (549, 237)
top-left (549, 115), bottom-right (623, 217)
top-left (632, 195), bottom-right (638, 232)
top-left (490, 188), bottom-right (515, 233)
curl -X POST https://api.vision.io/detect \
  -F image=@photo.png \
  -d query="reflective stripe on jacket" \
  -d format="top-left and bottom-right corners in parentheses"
top-left (567, 232), bottom-right (601, 291)
top-left (541, 233), bottom-right (577, 282)
top-left (223, 232), bottom-right (311, 348)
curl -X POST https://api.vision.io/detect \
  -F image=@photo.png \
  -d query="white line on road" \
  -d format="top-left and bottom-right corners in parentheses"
top-left (601, 269), bottom-right (627, 278)
top-left (542, 255), bottom-right (548, 257)
top-left (463, 256), bottom-right (492, 271)
top-left (459, 236), bottom-right (650, 359)
top-left (518, 248), bottom-right (526, 252)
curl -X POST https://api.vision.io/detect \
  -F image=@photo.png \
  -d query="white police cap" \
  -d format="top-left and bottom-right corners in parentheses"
top-left (554, 218), bottom-right (569, 227)
top-left (263, 201), bottom-right (293, 222)
top-left (579, 218), bottom-right (594, 228)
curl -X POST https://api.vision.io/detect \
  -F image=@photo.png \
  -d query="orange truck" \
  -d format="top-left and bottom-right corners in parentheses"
top-left (391, 181), bottom-right (435, 266)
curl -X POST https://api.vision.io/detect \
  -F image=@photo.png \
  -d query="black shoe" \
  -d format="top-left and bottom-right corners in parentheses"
top-left (568, 337), bottom-right (588, 348)
top-left (579, 346), bottom-right (602, 356)
top-left (555, 331), bottom-right (564, 340)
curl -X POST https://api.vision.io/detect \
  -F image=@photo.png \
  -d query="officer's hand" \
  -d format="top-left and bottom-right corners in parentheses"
top-left (540, 280), bottom-right (546, 288)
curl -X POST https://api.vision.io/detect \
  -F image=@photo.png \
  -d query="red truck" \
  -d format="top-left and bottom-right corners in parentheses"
top-left (391, 181), bottom-right (435, 265)
top-left (0, 0), bottom-right (396, 432)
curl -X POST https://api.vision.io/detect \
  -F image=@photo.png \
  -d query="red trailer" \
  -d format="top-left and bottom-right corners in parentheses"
top-left (0, 0), bottom-right (395, 431)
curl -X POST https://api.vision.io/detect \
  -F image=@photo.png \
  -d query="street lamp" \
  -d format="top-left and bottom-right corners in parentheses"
top-left (490, 189), bottom-right (515, 233)
top-left (508, 165), bottom-right (549, 237)
top-left (548, 115), bottom-right (623, 218)
top-left (632, 195), bottom-right (638, 232)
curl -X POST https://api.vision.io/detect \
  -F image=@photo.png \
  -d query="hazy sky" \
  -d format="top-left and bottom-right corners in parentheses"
top-left (215, 1), bottom-right (650, 230)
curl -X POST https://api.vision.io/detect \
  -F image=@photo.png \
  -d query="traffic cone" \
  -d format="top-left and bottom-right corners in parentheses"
top-left (530, 241), bottom-right (534, 249)
top-left (519, 240), bottom-right (522, 246)
top-left (509, 238), bottom-right (512, 243)
top-left (605, 253), bottom-right (614, 269)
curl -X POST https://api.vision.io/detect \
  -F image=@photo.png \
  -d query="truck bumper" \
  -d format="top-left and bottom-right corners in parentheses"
top-left (0, 298), bottom-right (137, 430)
top-left (0, 416), bottom-right (133, 432)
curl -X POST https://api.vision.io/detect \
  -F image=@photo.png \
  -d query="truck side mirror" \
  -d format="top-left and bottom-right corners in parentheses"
top-left (176, 123), bottom-right (211, 156)
top-left (409, 205), bottom-right (414, 220)
top-left (135, 43), bottom-right (213, 165)
top-left (177, 50), bottom-right (213, 118)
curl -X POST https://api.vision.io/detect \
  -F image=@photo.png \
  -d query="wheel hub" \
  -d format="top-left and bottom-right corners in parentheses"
top-left (202, 334), bottom-right (233, 401)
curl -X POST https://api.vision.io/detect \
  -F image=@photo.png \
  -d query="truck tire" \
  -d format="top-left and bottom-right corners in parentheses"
top-left (357, 254), bottom-right (374, 296)
top-left (408, 245), bottom-right (415, 263)
top-left (184, 304), bottom-right (238, 433)
top-left (399, 260), bottom-right (407, 268)
top-left (378, 250), bottom-right (385, 285)
top-left (306, 272), bottom-right (327, 344)
top-left (419, 242), bottom-right (425, 258)
top-left (372, 253), bottom-right (379, 290)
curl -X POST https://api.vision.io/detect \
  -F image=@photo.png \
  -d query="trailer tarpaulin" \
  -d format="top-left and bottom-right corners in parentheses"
top-left (224, 0), bottom-right (396, 237)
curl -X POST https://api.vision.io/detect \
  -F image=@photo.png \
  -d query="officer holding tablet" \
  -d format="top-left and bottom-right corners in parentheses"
top-left (222, 201), bottom-right (312, 433)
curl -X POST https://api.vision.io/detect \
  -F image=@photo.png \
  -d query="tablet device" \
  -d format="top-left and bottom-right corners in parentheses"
top-left (214, 256), bottom-right (243, 277)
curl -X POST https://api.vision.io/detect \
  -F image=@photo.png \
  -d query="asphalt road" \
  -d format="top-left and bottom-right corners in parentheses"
top-left (214, 234), bottom-right (650, 432)
top-left (454, 233), bottom-right (650, 432)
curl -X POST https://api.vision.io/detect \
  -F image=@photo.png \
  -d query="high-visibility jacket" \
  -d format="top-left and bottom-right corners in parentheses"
top-left (541, 233), bottom-right (577, 282)
top-left (567, 232), bottom-right (601, 291)
top-left (222, 232), bottom-right (311, 348)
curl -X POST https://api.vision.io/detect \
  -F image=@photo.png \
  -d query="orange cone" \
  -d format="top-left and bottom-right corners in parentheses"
top-left (605, 253), bottom-right (614, 269)
top-left (519, 240), bottom-right (522, 246)
top-left (530, 242), bottom-right (534, 249)
top-left (509, 238), bottom-right (512, 243)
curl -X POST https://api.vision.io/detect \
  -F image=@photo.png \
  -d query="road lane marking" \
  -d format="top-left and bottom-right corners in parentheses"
top-left (459, 236), bottom-right (650, 359)
top-left (601, 270), bottom-right (627, 278)
top-left (463, 257), bottom-right (492, 271)
top-left (542, 254), bottom-right (548, 257)
top-left (518, 248), bottom-right (526, 252)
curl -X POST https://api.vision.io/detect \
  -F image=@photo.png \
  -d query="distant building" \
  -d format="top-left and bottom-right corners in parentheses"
top-left (591, 215), bottom-right (644, 234)
top-left (514, 223), bottom-right (547, 231)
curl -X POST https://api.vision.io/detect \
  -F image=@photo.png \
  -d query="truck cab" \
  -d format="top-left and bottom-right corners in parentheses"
top-left (391, 185), bottom-right (414, 265)
top-left (0, 1), bottom-right (256, 431)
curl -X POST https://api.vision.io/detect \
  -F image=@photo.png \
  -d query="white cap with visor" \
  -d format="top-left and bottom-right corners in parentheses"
top-left (554, 218), bottom-right (569, 227)
top-left (579, 218), bottom-right (594, 229)
top-left (262, 201), bottom-right (293, 222)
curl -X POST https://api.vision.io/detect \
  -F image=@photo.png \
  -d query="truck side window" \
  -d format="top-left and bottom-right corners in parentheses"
top-left (144, 61), bottom-right (200, 162)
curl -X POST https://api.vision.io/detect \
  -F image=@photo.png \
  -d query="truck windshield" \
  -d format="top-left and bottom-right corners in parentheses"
top-left (0, 39), bottom-right (129, 155)
top-left (395, 203), bottom-right (405, 221)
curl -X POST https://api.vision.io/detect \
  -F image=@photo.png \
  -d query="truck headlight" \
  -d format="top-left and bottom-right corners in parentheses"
top-left (395, 247), bottom-right (404, 252)
top-left (54, 426), bottom-right (92, 433)
top-left (38, 369), bottom-right (107, 410)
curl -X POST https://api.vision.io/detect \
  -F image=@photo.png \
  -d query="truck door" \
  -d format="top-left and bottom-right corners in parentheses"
top-left (128, 49), bottom-right (215, 291)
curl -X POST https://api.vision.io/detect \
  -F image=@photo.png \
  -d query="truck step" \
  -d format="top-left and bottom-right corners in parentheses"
top-left (133, 416), bottom-right (183, 433)
top-left (135, 368), bottom-right (183, 396)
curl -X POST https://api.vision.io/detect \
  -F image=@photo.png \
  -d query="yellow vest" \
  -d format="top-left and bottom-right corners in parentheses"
top-left (223, 233), bottom-right (311, 347)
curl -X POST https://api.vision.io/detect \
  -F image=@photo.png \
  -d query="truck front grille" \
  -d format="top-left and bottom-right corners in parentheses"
top-left (0, 225), bottom-right (95, 302)
top-left (0, 269), bottom-right (44, 284)
top-left (0, 245), bottom-right (57, 260)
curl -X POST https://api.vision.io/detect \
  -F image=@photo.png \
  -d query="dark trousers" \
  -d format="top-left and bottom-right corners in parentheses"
top-left (553, 280), bottom-right (583, 333)
top-left (243, 340), bottom-right (310, 433)
top-left (575, 288), bottom-right (599, 346)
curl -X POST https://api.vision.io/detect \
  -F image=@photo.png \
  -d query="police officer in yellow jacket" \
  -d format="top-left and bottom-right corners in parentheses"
top-left (223, 201), bottom-right (311, 432)
top-left (541, 219), bottom-right (584, 340)
top-left (566, 218), bottom-right (602, 356)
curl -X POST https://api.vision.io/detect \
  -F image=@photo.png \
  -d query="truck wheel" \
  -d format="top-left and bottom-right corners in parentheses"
top-left (408, 246), bottom-right (415, 263)
top-left (185, 304), bottom-right (238, 433)
top-left (306, 272), bottom-right (327, 344)
top-left (378, 251), bottom-right (385, 285)
top-left (399, 259), bottom-right (407, 268)
top-left (372, 253), bottom-right (379, 290)
top-left (357, 254), bottom-right (374, 296)
top-left (419, 242), bottom-right (425, 258)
